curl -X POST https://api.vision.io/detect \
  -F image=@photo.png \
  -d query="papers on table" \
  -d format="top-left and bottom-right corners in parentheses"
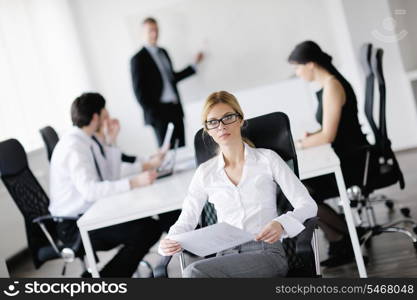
top-left (169, 222), bottom-right (255, 257)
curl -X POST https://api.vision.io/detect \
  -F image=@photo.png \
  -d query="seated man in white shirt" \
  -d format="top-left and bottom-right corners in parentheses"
top-left (92, 109), bottom-right (181, 234)
top-left (49, 92), bottom-right (178, 277)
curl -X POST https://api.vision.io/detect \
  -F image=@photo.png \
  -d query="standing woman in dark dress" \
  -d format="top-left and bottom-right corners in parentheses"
top-left (288, 41), bottom-right (369, 267)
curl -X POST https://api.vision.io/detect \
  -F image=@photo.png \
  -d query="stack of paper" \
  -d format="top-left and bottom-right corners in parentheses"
top-left (169, 222), bottom-right (255, 257)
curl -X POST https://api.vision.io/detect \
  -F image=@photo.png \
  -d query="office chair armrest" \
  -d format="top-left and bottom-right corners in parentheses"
top-left (32, 215), bottom-right (79, 224)
top-left (153, 255), bottom-right (173, 278)
top-left (295, 217), bottom-right (319, 256)
top-left (32, 215), bottom-right (83, 257)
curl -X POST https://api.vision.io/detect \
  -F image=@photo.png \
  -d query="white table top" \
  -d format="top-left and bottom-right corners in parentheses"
top-left (78, 144), bottom-right (339, 230)
top-left (297, 144), bottom-right (340, 179)
top-left (77, 168), bottom-right (195, 230)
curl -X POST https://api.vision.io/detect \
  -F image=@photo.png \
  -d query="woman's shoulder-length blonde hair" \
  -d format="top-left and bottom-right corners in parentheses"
top-left (201, 91), bottom-right (255, 148)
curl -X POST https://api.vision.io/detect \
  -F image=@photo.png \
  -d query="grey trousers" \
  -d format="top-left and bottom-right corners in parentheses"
top-left (182, 240), bottom-right (288, 278)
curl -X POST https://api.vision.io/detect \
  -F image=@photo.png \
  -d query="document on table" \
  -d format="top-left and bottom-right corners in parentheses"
top-left (169, 222), bottom-right (255, 257)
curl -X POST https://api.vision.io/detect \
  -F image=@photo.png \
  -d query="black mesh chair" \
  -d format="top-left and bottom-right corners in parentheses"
top-left (352, 46), bottom-right (417, 249)
top-left (154, 112), bottom-right (320, 278)
top-left (359, 44), bottom-right (411, 215)
top-left (361, 44), bottom-right (379, 148)
top-left (0, 139), bottom-right (84, 275)
top-left (39, 126), bottom-right (59, 162)
top-left (367, 49), bottom-right (405, 194)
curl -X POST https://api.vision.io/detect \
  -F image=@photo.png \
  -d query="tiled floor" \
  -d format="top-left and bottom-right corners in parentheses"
top-left (8, 149), bottom-right (417, 278)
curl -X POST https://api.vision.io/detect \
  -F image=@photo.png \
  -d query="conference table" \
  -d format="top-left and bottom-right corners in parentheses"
top-left (77, 144), bottom-right (367, 278)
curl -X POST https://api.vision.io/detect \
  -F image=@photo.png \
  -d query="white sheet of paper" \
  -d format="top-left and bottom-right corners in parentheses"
top-left (169, 222), bottom-right (255, 257)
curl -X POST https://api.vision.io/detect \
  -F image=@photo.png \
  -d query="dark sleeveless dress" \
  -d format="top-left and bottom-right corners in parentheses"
top-left (302, 80), bottom-right (369, 202)
top-left (315, 88), bottom-right (368, 155)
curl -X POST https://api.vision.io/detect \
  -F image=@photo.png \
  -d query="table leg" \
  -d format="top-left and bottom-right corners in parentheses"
top-left (0, 258), bottom-right (9, 277)
top-left (79, 228), bottom-right (100, 278)
top-left (334, 168), bottom-right (368, 278)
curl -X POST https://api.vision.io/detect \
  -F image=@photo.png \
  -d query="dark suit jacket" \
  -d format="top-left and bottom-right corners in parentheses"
top-left (130, 47), bottom-right (196, 125)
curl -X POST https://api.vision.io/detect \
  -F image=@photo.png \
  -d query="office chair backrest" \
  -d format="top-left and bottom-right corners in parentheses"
top-left (195, 112), bottom-right (299, 174)
top-left (362, 48), bottom-right (405, 192)
top-left (39, 126), bottom-right (59, 161)
top-left (360, 43), bottom-right (380, 146)
top-left (0, 139), bottom-right (52, 267)
top-left (371, 49), bottom-right (388, 154)
top-left (194, 112), bottom-right (299, 225)
top-left (194, 112), bottom-right (307, 272)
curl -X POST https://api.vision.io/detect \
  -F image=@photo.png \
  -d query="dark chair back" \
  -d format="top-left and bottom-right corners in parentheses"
top-left (0, 139), bottom-right (53, 267)
top-left (360, 43), bottom-right (380, 146)
top-left (39, 126), bottom-right (59, 161)
top-left (194, 112), bottom-right (312, 275)
top-left (365, 48), bottom-right (405, 192)
top-left (372, 49), bottom-right (389, 156)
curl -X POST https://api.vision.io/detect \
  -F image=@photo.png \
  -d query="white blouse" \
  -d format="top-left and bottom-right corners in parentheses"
top-left (160, 143), bottom-right (317, 255)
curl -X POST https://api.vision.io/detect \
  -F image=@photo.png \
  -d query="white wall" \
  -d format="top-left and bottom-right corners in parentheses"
top-left (389, 0), bottom-right (417, 72)
top-left (321, 0), bottom-right (368, 138)
top-left (0, 0), bottom-right (90, 261)
top-left (0, 0), bottom-right (92, 151)
top-left (183, 79), bottom-right (320, 149)
top-left (69, 0), bottom-right (339, 156)
top-left (340, 0), bottom-right (417, 150)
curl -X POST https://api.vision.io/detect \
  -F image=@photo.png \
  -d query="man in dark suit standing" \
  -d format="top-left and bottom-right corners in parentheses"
top-left (130, 17), bottom-right (204, 148)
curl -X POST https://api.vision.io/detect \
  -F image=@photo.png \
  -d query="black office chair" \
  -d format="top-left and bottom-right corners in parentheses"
top-left (359, 44), bottom-right (411, 216)
top-left (39, 126), bottom-right (59, 162)
top-left (351, 46), bottom-right (417, 250)
top-left (361, 44), bottom-right (378, 146)
top-left (368, 49), bottom-right (405, 193)
top-left (154, 112), bottom-right (320, 278)
top-left (0, 139), bottom-right (85, 275)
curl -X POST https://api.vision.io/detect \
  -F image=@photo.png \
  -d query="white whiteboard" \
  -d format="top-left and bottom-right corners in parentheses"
top-left (126, 0), bottom-right (338, 104)
top-left (183, 78), bottom-right (320, 150)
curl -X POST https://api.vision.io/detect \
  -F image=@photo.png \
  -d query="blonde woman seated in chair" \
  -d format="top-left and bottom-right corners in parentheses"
top-left (158, 91), bottom-right (318, 278)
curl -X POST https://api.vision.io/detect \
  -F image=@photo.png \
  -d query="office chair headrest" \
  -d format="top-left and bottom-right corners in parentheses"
top-left (372, 48), bottom-right (385, 83)
top-left (194, 112), bottom-right (296, 166)
top-left (39, 126), bottom-right (59, 141)
top-left (360, 43), bottom-right (373, 76)
top-left (0, 139), bottom-right (28, 176)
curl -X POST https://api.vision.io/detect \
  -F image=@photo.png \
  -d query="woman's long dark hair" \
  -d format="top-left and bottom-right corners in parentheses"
top-left (288, 40), bottom-right (355, 96)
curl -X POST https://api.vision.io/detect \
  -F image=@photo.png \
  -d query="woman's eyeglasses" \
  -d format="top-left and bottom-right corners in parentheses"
top-left (205, 113), bottom-right (241, 130)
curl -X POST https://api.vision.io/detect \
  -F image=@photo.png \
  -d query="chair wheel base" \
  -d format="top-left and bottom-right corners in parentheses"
top-left (364, 238), bottom-right (372, 249)
top-left (385, 200), bottom-right (394, 210)
top-left (400, 207), bottom-right (411, 218)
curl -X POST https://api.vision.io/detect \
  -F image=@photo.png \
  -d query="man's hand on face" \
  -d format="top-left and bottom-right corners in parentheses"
top-left (103, 118), bottom-right (120, 146)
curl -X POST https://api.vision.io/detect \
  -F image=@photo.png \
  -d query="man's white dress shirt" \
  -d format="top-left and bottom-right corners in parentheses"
top-left (145, 46), bottom-right (179, 104)
top-left (49, 127), bottom-right (142, 217)
top-left (159, 143), bottom-right (317, 255)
